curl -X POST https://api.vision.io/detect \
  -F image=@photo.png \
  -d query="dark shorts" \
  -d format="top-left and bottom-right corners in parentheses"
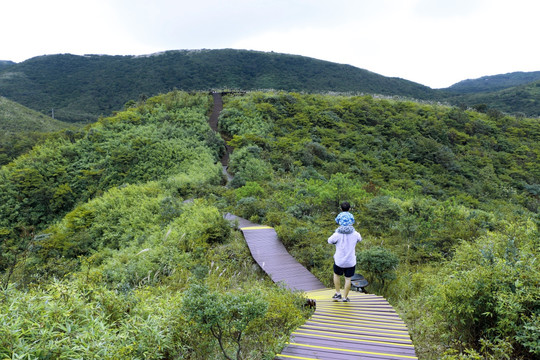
top-left (333, 263), bottom-right (355, 278)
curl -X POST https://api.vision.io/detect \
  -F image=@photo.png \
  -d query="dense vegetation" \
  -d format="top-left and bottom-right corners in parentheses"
top-left (0, 91), bottom-right (310, 359)
top-left (0, 61), bottom-right (15, 70)
top-left (2, 50), bottom-right (539, 123)
top-left (218, 92), bottom-right (539, 359)
top-left (0, 96), bottom-right (76, 165)
top-left (447, 71), bottom-right (540, 94)
top-left (0, 50), bottom-right (437, 123)
top-left (446, 80), bottom-right (540, 118)
top-left (1, 90), bottom-right (538, 359)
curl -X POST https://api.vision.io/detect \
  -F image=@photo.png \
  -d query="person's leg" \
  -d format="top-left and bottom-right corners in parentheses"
top-left (342, 266), bottom-right (355, 300)
top-left (332, 264), bottom-right (344, 300)
top-left (333, 273), bottom-right (341, 294)
top-left (343, 277), bottom-right (352, 299)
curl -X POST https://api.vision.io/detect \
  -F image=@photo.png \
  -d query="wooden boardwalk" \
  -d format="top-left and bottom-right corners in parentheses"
top-left (224, 214), bottom-right (417, 360)
top-left (276, 288), bottom-right (417, 360)
top-left (225, 213), bottom-right (325, 291)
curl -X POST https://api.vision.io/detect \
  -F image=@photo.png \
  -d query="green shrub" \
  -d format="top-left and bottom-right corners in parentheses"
top-left (228, 146), bottom-right (273, 187)
top-left (0, 280), bottom-right (182, 359)
top-left (181, 284), bottom-right (268, 360)
top-left (357, 246), bottom-right (399, 288)
top-left (235, 196), bottom-right (267, 223)
top-left (180, 282), bottom-right (310, 360)
top-left (421, 231), bottom-right (540, 358)
top-left (27, 182), bottom-right (164, 279)
top-left (235, 181), bottom-right (265, 201)
top-left (174, 200), bottom-right (232, 254)
top-left (516, 313), bottom-right (540, 356)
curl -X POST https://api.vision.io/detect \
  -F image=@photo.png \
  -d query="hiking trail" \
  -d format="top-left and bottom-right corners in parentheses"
top-left (210, 92), bottom-right (417, 359)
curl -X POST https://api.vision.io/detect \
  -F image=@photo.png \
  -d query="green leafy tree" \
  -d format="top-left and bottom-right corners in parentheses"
top-left (181, 284), bottom-right (268, 360)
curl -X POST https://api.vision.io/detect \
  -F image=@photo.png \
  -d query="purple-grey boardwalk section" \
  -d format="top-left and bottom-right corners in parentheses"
top-left (225, 213), bottom-right (325, 292)
top-left (276, 289), bottom-right (418, 359)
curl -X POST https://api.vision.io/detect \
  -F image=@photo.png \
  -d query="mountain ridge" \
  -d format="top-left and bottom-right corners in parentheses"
top-left (446, 71), bottom-right (540, 93)
top-left (0, 49), bottom-right (539, 120)
top-left (0, 49), bottom-right (437, 122)
top-left (0, 60), bottom-right (15, 69)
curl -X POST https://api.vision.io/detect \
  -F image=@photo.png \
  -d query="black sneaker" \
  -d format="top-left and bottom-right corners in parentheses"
top-left (341, 297), bottom-right (350, 302)
top-left (332, 293), bottom-right (342, 301)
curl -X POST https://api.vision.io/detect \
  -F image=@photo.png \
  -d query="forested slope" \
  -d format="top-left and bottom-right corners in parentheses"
top-left (446, 79), bottom-right (540, 118)
top-left (0, 61), bottom-right (14, 71)
top-left (0, 50), bottom-right (436, 122)
top-left (446, 71), bottom-right (540, 93)
top-left (0, 91), bottom-right (538, 359)
top-left (3, 50), bottom-right (540, 121)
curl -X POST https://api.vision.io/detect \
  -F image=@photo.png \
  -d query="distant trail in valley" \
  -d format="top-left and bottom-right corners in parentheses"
top-left (209, 92), bottom-right (221, 133)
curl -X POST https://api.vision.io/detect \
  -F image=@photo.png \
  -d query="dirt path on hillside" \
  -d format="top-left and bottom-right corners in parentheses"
top-left (209, 92), bottom-right (222, 132)
top-left (210, 92), bottom-right (234, 181)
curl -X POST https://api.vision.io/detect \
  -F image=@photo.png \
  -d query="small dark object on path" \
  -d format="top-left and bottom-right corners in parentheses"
top-left (304, 298), bottom-right (316, 309)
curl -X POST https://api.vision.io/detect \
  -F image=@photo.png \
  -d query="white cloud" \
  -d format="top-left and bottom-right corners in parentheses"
top-left (413, 0), bottom-right (485, 18)
top-left (1, 0), bottom-right (539, 88)
top-left (1, 0), bottom-right (157, 61)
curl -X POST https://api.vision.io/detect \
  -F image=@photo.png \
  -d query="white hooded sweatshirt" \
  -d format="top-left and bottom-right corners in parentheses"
top-left (328, 230), bottom-right (362, 268)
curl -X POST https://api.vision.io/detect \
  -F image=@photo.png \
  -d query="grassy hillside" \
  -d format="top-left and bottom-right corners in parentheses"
top-left (0, 96), bottom-right (76, 165)
top-left (0, 96), bottom-right (71, 132)
top-left (1, 91), bottom-right (538, 359)
top-left (0, 50), bottom-right (437, 123)
top-left (219, 92), bottom-right (539, 359)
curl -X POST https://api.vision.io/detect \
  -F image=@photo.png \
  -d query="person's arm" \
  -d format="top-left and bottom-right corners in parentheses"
top-left (328, 232), bottom-right (339, 244)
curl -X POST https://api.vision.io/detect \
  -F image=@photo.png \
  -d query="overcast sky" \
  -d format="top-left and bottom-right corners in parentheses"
top-left (1, 0), bottom-right (538, 88)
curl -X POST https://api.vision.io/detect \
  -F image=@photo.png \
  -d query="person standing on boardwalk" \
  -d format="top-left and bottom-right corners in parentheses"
top-left (328, 202), bottom-right (362, 302)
